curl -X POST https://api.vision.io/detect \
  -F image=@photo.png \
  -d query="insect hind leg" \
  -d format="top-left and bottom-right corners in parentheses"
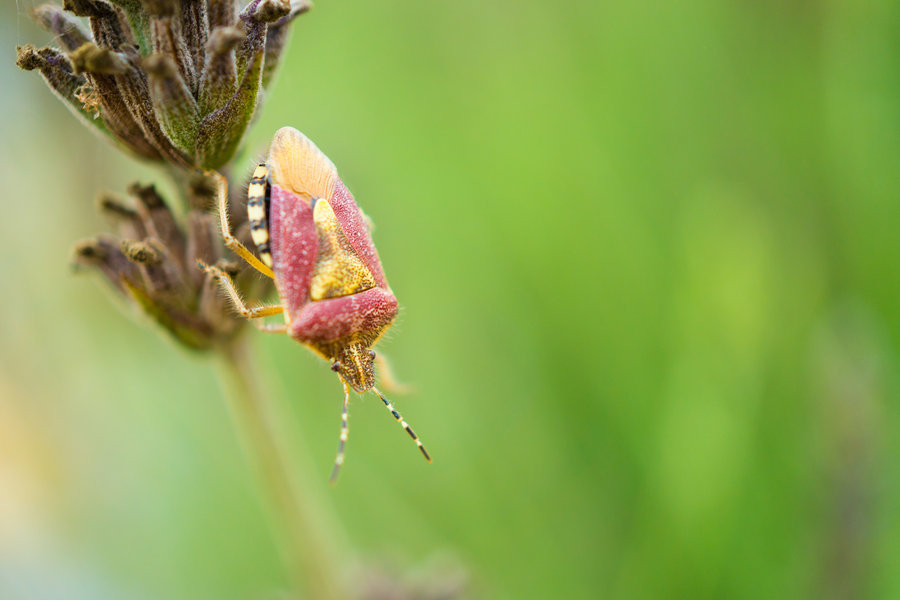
top-left (198, 261), bottom-right (285, 331)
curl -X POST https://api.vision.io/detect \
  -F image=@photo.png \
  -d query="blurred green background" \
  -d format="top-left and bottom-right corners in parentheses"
top-left (2, 0), bottom-right (900, 598)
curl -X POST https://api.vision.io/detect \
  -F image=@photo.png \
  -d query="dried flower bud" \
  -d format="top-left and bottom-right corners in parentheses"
top-left (149, 13), bottom-right (197, 93)
top-left (248, 0), bottom-right (292, 24)
top-left (15, 45), bottom-right (108, 136)
top-left (195, 48), bottom-right (263, 168)
top-left (180, 0), bottom-right (209, 91)
top-left (208, 0), bottom-right (237, 30)
top-left (69, 42), bottom-right (128, 74)
top-left (73, 234), bottom-right (143, 295)
top-left (236, 0), bottom-right (289, 75)
top-left (64, 0), bottom-right (136, 50)
top-left (98, 192), bottom-right (147, 239)
top-left (144, 53), bottom-right (200, 153)
top-left (31, 4), bottom-right (91, 52)
top-left (262, 1), bottom-right (311, 89)
top-left (199, 27), bottom-right (244, 114)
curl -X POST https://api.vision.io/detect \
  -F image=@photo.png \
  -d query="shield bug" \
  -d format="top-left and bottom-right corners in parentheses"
top-left (200, 127), bottom-right (431, 482)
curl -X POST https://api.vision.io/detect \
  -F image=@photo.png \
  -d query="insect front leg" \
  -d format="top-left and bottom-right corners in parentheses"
top-left (205, 170), bottom-right (276, 279)
top-left (198, 261), bottom-right (286, 333)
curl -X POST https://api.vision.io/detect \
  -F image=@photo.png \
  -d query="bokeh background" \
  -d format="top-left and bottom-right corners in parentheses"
top-left (2, 1), bottom-right (899, 598)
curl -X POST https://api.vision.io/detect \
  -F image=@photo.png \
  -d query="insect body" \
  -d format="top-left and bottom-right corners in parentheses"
top-left (201, 127), bottom-right (431, 481)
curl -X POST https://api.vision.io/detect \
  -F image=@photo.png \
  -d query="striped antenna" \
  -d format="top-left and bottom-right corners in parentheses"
top-left (373, 387), bottom-right (432, 462)
top-left (329, 379), bottom-right (352, 484)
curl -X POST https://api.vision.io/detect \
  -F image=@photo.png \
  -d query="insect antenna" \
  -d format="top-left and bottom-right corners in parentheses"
top-left (373, 387), bottom-right (432, 462)
top-left (329, 379), bottom-right (352, 484)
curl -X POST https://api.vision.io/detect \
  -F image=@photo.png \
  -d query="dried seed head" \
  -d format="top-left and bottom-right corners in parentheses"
top-left (18, 0), bottom-right (311, 171)
top-left (75, 180), bottom-right (270, 350)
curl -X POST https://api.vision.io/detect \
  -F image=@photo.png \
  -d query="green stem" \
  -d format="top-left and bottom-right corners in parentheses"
top-left (215, 337), bottom-right (353, 600)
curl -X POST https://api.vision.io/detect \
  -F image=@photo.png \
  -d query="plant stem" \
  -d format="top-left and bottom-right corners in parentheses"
top-left (215, 337), bottom-right (353, 600)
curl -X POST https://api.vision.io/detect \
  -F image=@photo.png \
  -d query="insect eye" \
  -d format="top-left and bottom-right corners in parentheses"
top-left (368, 350), bottom-right (376, 360)
top-left (330, 362), bottom-right (341, 372)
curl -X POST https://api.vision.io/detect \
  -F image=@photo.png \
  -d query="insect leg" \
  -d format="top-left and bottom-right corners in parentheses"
top-left (373, 353), bottom-right (413, 396)
top-left (199, 261), bottom-right (285, 329)
top-left (373, 387), bottom-right (432, 462)
top-left (205, 170), bottom-right (276, 279)
top-left (329, 379), bottom-right (352, 484)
